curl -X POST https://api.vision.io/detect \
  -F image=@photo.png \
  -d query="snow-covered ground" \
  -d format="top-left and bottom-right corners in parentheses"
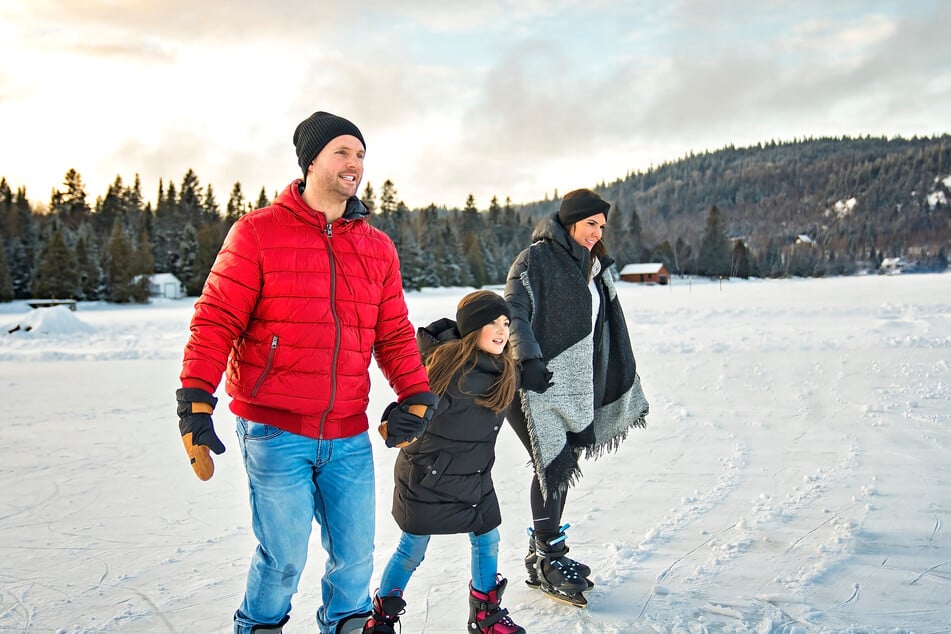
top-left (2, 273), bottom-right (949, 633)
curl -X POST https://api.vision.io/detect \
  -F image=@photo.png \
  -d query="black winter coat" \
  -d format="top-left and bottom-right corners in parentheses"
top-left (391, 318), bottom-right (506, 536)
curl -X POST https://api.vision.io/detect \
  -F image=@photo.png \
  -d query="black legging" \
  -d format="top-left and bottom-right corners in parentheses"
top-left (506, 403), bottom-right (567, 542)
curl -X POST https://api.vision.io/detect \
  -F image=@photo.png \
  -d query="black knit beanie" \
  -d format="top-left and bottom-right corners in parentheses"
top-left (293, 111), bottom-right (366, 177)
top-left (557, 188), bottom-right (610, 226)
top-left (456, 293), bottom-right (512, 338)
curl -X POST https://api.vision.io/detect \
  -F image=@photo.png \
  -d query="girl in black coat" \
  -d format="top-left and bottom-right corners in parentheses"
top-left (366, 291), bottom-right (526, 634)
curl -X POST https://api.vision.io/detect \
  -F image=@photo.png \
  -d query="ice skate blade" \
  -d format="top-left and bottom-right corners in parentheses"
top-left (528, 582), bottom-right (589, 608)
top-left (526, 577), bottom-right (594, 589)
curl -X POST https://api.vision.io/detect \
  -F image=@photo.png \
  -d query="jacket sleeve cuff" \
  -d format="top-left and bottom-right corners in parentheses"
top-left (396, 383), bottom-right (432, 404)
top-left (181, 377), bottom-right (217, 394)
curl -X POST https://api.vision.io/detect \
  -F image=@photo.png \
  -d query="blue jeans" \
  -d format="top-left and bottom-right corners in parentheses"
top-left (233, 418), bottom-right (375, 634)
top-left (378, 528), bottom-right (500, 596)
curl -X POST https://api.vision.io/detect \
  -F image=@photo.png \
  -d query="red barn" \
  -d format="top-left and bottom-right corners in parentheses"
top-left (619, 263), bottom-right (669, 285)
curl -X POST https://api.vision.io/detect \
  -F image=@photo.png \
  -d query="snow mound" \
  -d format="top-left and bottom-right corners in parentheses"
top-left (3, 305), bottom-right (95, 335)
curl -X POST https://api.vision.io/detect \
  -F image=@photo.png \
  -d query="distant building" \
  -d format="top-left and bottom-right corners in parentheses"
top-left (880, 257), bottom-right (905, 274)
top-left (794, 234), bottom-right (815, 246)
top-left (619, 263), bottom-right (669, 285)
top-left (145, 273), bottom-right (185, 299)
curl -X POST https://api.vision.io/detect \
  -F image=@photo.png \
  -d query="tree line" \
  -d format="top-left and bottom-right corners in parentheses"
top-left (1, 135), bottom-right (949, 303)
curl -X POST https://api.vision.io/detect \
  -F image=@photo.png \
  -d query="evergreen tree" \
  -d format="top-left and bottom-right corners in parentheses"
top-left (607, 203), bottom-right (643, 267)
top-left (432, 223), bottom-right (468, 287)
top-left (463, 231), bottom-right (487, 288)
top-left (178, 169), bottom-right (204, 226)
top-left (50, 169), bottom-right (91, 231)
top-left (94, 176), bottom-right (128, 236)
top-left (132, 230), bottom-right (156, 277)
top-left (226, 182), bottom-right (246, 224)
top-left (362, 181), bottom-right (377, 213)
top-left (126, 174), bottom-right (146, 233)
top-left (759, 238), bottom-right (785, 278)
top-left (255, 187), bottom-right (269, 210)
top-left (32, 228), bottom-right (79, 299)
top-left (177, 224), bottom-right (199, 293)
top-left (650, 239), bottom-right (676, 273)
top-left (187, 223), bottom-right (224, 295)
top-left (488, 196), bottom-right (501, 224)
top-left (731, 239), bottom-right (751, 279)
top-left (379, 180), bottom-right (398, 216)
top-left (460, 195), bottom-right (487, 287)
top-left (152, 179), bottom-right (177, 274)
top-left (203, 183), bottom-right (220, 223)
top-left (0, 243), bottom-right (13, 302)
top-left (3, 187), bottom-right (37, 298)
top-left (697, 205), bottom-right (732, 277)
top-left (74, 229), bottom-right (103, 301)
top-left (105, 219), bottom-right (135, 303)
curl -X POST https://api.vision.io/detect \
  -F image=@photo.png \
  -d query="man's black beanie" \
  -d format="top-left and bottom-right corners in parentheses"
top-left (293, 111), bottom-right (365, 177)
top-left (557, 188), bottom-right (610, 226)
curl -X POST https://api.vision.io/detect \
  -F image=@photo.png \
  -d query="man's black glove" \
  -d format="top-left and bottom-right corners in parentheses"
top-left (176, 387), bottom-right (226, 480)
top-left (379, 391), bottom-right (439, 448)
top-left (520, 358), bottom-right (554, 393)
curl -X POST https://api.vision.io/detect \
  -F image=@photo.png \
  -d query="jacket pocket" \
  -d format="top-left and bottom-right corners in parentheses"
top-left (250, 335), bottom-right (279, 397)
top-left (418, 452), bottom-right (453, 490)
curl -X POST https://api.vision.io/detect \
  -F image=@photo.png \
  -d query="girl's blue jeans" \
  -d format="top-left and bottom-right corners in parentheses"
top-left (232, 418), bottom-right (375, 634)
top-left (378, 528), bottom-right (500, 596)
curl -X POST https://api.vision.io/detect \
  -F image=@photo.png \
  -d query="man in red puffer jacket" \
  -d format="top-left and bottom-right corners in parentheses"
top-left (175, 111), bottom-right (436, 634)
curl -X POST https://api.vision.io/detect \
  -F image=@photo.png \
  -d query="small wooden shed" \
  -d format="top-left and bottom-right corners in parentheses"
top-left (619, 263), bottom-right (669, 285)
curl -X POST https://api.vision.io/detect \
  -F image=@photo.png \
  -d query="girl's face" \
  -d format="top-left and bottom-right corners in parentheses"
top-left (568, 212), bottom-right (607, 251)
top-left (476, 315), bottom-right (511, 355)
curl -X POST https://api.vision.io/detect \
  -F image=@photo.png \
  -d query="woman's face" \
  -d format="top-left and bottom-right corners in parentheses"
top-left (476, 315), bottom-right (511, 355)
top-left (568, 213), bottom-right (607, 251)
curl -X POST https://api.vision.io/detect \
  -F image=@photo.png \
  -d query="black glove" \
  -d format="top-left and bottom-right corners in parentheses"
top-left (379, 391), bottom-right (439, 448)
top-left (520, 358), bottom-right (553, 393)
top-left (176, 387), bottom-right (225, 480)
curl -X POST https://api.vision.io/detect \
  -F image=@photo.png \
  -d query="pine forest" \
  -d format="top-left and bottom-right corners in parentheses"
top-left (1, 134), bottom-right (949, 304)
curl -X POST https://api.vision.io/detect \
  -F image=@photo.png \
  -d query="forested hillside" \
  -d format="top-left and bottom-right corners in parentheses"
top-left (1, 135), bottom-right (948, 303)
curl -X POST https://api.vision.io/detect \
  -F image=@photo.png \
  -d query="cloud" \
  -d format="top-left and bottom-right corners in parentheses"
top-left (1, 1), bottom-right (948, 210)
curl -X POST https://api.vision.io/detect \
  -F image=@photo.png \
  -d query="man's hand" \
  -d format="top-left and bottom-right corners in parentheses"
top-left (378, 391), bottom-right (439, 448)
top-left (176, 388), bottom-right (225, 480)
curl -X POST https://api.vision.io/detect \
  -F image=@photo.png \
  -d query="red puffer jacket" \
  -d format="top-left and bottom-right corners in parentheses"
top-left (180, 180), bottom-right (429, 439)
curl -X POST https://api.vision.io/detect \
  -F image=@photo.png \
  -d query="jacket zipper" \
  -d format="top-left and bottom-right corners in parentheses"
top-left (251, 335), bottom-right (279, 397)
top-left (318, 221), bottom-right (341, 438)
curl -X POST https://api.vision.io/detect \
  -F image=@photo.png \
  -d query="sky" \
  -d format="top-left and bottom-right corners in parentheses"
top-left (1, 1), bottom-right (949, 211)
top-left (2, 273), bottom-right (950, 631)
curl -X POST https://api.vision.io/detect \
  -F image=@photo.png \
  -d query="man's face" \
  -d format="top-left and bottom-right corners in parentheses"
top-left (308, 135), bottom-right (365, 199)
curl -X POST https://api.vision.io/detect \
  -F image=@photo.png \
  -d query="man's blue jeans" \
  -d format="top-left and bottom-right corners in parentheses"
top-left (378, 528), bottom-right (500, 596)
top-left (233, 418), bottom-right (375, 634)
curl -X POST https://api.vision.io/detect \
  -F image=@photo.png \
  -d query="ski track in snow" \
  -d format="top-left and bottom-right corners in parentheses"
top-left (2, 275), bottom-right (951, 632)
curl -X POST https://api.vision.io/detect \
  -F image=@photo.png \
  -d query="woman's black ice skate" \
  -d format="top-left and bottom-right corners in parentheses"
top-left (525, 527), bottom-right (591, 607)
top-left (525, 526), bottom-right (594, 589)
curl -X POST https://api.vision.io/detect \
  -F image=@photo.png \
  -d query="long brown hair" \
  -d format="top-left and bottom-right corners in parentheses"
top-left (425, 291), bottom-right (517, 413)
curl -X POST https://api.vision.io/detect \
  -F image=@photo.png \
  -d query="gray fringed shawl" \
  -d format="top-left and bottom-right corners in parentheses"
top-left (506, 216), bottom-right (649, 500)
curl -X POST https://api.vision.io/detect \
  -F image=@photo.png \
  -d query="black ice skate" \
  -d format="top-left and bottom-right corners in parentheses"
top-left (525, 526), bottom-right (594, 587)
top-left (525, 526), bottom-right (592, 607)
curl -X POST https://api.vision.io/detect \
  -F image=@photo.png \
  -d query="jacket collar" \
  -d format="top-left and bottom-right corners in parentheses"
top-left (278, 180), bottom-right (369, 228)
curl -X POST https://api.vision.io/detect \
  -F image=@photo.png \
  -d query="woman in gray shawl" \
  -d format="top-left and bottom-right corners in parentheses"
top-left (504, 188), bottom-right (649, 606)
